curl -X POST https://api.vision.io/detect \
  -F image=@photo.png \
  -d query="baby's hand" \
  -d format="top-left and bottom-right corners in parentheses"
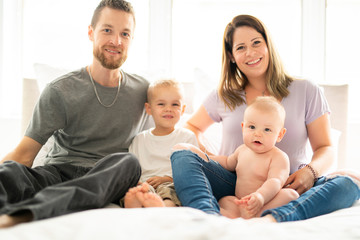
top-left (235, 195), bottom-right (251, 206)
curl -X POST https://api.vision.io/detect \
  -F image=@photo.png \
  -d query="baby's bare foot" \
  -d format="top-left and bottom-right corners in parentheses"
top-left (238, 205), bottom-right (253, 219)
top-left (136, 192), bottom-right (165, 208)
top-left (234, 199), bottom-right (253, 219)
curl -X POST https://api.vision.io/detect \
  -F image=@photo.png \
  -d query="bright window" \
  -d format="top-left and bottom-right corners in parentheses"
top-left (326, 0), bottom-right (360, 121)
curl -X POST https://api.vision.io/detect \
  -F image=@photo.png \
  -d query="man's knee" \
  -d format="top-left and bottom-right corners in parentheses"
top-left (109, 152), bottom-right (140, 170)
top-left (95, 153), bottom-right (141, 175)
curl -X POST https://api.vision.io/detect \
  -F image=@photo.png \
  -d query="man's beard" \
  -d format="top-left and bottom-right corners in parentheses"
top-left (93, 47), bottom-right (127, 69)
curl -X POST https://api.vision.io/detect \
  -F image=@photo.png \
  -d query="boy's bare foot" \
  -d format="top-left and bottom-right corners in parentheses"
top-left (124, 182), bottom-right (152, 208)
top-left (0, 211), bottom-right (33, 228)
top-left (124, 187), bottom-right (143, 208)
top-left (136, 191), bottom-right (166, 208)
top-left (139, 182), bottom-right (150, 192)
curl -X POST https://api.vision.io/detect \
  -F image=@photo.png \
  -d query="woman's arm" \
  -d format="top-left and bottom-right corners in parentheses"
top-left (1, 136), bottom-right (43, 168)
top-left (285, 113), bottom-right (334, 194)
top-left (184, 105), bottom-right (215, 152)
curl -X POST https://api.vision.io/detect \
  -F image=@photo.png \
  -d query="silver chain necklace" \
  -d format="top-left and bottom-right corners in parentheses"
top-left (88, 67), bottom-right (121, 108)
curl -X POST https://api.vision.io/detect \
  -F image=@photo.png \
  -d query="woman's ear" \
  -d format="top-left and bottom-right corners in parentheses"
top-left (227, 51), bottom-right (235, 63)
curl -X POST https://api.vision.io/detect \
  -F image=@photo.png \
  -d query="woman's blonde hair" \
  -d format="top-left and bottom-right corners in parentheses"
top-left (219, 14), bottom-right (295, 110)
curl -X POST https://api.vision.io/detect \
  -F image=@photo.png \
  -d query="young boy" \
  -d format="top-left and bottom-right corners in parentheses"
top-left (124, 79), bottom-right (198, 208)
top-left (215, 96), bottom-right (299, 219)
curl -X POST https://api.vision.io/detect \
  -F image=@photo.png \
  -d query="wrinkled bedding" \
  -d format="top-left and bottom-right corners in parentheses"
top-left (0, 201), bottom-right (359, 240)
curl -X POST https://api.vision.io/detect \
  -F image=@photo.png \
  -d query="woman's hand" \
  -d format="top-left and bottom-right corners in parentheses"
top-left (284, 167), bottom-right (315, 195)
top-left (285, 113), bottom-right (333, 195)
top-left (146, 176), bottom-right (172, 189)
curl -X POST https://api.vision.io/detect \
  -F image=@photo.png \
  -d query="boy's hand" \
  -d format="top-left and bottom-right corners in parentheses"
top-left (146, 176), bottom-right (173, 189)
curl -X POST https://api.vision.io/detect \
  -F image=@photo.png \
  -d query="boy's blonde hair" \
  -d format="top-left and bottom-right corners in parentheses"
top-left (246, 96), bottom-right (286, 126)
top-left (147, 79), bottom-right (184, 103)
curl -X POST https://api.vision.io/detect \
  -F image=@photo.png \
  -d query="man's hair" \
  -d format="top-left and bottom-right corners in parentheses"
top-left (91, 0), bottom-right (135, 28)
top-left (147, 79), bottom-right (184, 103)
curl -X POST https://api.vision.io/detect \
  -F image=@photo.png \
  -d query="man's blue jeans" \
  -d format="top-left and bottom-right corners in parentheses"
top-left (171, 150), bottom-right (360, 221)
top-left (0, 152), bottom-right (141, 220)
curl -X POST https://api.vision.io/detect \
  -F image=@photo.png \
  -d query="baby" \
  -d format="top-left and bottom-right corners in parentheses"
top-left (217, 96), bottom-right (299, 218)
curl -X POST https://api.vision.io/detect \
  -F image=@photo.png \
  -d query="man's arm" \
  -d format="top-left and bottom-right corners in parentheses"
top-left (1, 136), bottom-right (42, 168)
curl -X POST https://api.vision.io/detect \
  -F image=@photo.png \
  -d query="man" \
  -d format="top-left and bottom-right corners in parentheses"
top-left (0, 0), bottom-right (149, 227)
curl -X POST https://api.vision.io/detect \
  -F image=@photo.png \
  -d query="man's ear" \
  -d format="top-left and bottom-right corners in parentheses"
top-left (277, 128), bottom-right (287, 142)
top-left (145, 102), bottom-right (152, 115)
top-left (88, 25), bottom-right (94, 41)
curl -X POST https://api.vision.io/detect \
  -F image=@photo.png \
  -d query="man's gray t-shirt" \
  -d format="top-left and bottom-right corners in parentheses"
top-left (25, 67), bottom-right (150, 167)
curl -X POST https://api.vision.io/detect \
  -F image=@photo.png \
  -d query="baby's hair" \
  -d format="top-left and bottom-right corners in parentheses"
top-left (246, 96), bottom-right (286, 125)
top-left (147, 79), bottom-right (184, 102)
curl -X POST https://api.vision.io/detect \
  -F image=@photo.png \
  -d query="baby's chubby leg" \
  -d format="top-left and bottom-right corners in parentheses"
top-left (219, 196), bottom-right (244, 219)
top-left (258, 188), bottom-right (299, 217)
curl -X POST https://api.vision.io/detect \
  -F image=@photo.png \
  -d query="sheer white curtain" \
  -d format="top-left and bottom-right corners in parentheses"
top-left (1, 0), bottom-right (360, 169)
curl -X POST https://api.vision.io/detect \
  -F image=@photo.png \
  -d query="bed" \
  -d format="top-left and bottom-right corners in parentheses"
top-left (0, 201), bottom-right (359, 239)
top-left (2, 64), bottom-right (357, 239)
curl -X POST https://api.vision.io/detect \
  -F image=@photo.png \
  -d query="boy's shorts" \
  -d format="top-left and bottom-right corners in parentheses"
top-left (152, 182), bottom-right (181, 206)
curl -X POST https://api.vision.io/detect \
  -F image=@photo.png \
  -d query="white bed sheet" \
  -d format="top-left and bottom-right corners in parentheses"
top-left (0, 201), bottom-right (359, 240)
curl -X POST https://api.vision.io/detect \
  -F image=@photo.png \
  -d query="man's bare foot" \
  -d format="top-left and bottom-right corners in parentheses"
top-left (0, 211), bottom-right (33, 228)
top-left (135, 192), bottom-right (166, 208)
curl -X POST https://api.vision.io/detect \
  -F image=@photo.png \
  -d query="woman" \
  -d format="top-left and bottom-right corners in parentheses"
top-left (170, 14), bottom-right (360, 222)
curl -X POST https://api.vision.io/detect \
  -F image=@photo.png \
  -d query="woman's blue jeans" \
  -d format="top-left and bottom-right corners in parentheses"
top-left (171, 150), bottom-right (360, 221)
